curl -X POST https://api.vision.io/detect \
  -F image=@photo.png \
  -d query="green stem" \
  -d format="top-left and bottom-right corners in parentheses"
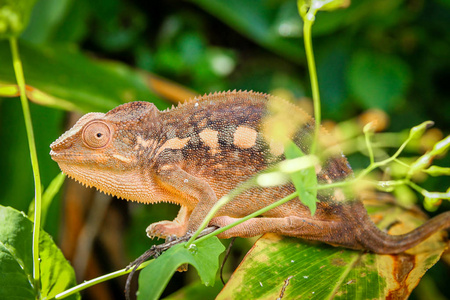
top-left (9, 38), bottom-right (43, 296)
top-left (407, 180), bottom-right (426, 195)
top-left (186, 179), bottom-right (256, 246)
top-left (364, 129), bottom-right (375, 165)
top-left (53, 261), bottom-right (151, 299)
top-left (314, 133), bottom-right (416, 192)
top-left (393, 158), bottom-right (410, 169)
top-left (301, 5), bottom-right (321, 155)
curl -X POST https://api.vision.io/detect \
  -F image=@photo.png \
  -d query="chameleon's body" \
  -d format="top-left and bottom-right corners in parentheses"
top-left (50, 91), bottom-right (450, 254)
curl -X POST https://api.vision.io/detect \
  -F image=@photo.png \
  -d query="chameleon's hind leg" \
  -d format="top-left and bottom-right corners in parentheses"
top-left (209, 215), bottom-right (368, 250)
top-left (210, 215), bottom-right (330, 239)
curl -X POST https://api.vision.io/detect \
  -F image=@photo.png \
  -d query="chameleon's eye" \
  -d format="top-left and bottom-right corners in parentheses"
top-left (82, 121), bottom-right (112, 149)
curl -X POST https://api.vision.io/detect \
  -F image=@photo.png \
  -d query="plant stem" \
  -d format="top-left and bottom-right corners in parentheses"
top-left (364, 129), bottom-right (375, 165)
top-left (186, 179), bottom-right (256, 246)
top-left (300, 5), bottom-right (321, 155)
top-left (53, 261), bottom-right (151, 299)
top-left (9, 37), bottom-right (43, 296)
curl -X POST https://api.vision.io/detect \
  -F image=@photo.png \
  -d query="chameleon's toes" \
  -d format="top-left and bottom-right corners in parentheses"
top-left (177, 263), bottom-right (188, 272)
top-left (165, 235), bottom-right (178, 243)
top-left (146, 221), bottom-right (188, 240)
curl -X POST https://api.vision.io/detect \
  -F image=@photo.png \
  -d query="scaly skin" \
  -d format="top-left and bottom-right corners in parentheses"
top-left (50, 90), bottom-right (450, 254)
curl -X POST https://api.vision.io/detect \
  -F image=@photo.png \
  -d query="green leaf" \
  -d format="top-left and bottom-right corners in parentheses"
top-left (191, 0), bottom-right (304, 64)
top-left (28, 172), bottom-right (65, 226)
top-left (0, 0), bottom-right (38, 39)
top-left (0, 205), bottom-right (79, 300)
top-left (347, 51), bottom-right (411, 111)
top-left (137, 237), bottom-right (225, 300)
top-left (163, 281), bottom-right (223, 300)
top-left (284, 141), bottom-right (318, 215)
top-left (20, 0), bottom-right (76, 45)
top-left (0, 40), bottom-right (169, 112)
top-left (217, 199), bottom-right (447, 299)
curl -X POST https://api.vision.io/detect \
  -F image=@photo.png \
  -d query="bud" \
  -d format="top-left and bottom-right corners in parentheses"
top-left (424, 166), bottom-right (450, 177)
top-left (408, 121), bottom-right (434, 140)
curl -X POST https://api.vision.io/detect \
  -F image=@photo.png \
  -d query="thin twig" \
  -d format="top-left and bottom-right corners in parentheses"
top-left (124, 226), bottom-right (218, 300)
top-left (220, 237), bottom-right (236, 285)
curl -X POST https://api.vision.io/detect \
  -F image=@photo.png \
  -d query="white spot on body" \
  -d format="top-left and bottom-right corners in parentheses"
top-left (160, 165), bottom-right (173, 171)
top-left (137, 136), bottom-right (152, 148)
top-left (156, 137), bottom-right (190, 156)
top-left (233, 125), bottom-right (257, 149)
top-left (269, 140), bottom-right (285, 156)
top-left (323, 174), bottom-right (333, 184)
top-left (315, 164), bottom-right (322, 174)
top-left (333, 188), bottom-right (346, 202)
top-left (199, 128), bottom-right (220, 155)
top-left (112, 154), bottom-right (133, 163)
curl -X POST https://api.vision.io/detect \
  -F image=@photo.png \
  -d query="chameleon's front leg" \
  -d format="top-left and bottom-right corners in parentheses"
top-left (146, 165), bottom-right (218, 239)
top-left (146, 205), bottom-right (191, 239)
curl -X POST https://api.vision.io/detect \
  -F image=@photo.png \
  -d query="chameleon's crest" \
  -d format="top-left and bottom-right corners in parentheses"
top-left (106, 101), bottom-right (158, 123)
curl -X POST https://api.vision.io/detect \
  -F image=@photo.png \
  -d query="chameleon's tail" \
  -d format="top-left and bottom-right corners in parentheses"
top-left (358, 210), bottom-right (450, 254)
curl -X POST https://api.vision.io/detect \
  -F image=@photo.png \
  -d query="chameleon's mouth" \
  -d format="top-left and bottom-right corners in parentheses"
top-left (49, 149), bottom-right (98, 165)
top-left (49, 149), bottom-right (58, 156)
top-left (49, 149), bottom-right (63, 162)
top-left (49, 149), bottom-right (78, 162)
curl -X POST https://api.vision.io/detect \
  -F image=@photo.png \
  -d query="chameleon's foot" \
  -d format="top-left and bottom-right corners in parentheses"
top-left (146, 220), bottom-right (188, 239)
top-left (177, 263), bottom-right (188, 272)
top-left (165, 235), bottom-right (178, 243)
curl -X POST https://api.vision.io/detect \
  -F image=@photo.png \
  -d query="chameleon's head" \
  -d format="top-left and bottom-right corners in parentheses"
top-left (50, 101), bottom-right (159, 200)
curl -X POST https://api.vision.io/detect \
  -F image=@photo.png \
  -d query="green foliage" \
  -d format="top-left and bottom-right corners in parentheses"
top-left (348, 51), bottom-right (411, 111)
top-left (0, 0), bottom-right (449, 299)
top-left (138, 238), bottom-right (225, 300)
top-left (0, 0), bottom-right (37, 38)
top-left (0, 40), bottom-right (168, 112)
top-left (219, 239), bottom-right (385, 299)
top-left (217, 199), bottom-right (447, 299)
top-left (284, 141), bottom-right (318, 215)
top-left (28, 172), bottom-right (65, 226)
top-left (0, 205), bottom-right (79, 300)
top-left (192, 0), bottom-right (304, 64)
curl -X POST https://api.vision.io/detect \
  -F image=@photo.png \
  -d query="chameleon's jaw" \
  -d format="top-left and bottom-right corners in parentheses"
top-left (52, 156), bottom-right (176, 205)
top-left (54, 160), bottom-right (155, 203)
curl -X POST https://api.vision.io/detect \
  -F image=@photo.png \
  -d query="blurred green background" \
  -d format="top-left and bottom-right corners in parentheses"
top-left (0, 0), bottom-right (449, 299)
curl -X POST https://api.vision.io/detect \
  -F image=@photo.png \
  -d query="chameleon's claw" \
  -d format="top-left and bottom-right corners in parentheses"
top-left (165, 235), bottom-right (178, 243)
top-left (177, 263), bottom-right (188, 272)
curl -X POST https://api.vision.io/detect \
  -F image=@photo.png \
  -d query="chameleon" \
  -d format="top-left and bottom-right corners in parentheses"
top-left (50, 90), bottom-right (450, 254)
